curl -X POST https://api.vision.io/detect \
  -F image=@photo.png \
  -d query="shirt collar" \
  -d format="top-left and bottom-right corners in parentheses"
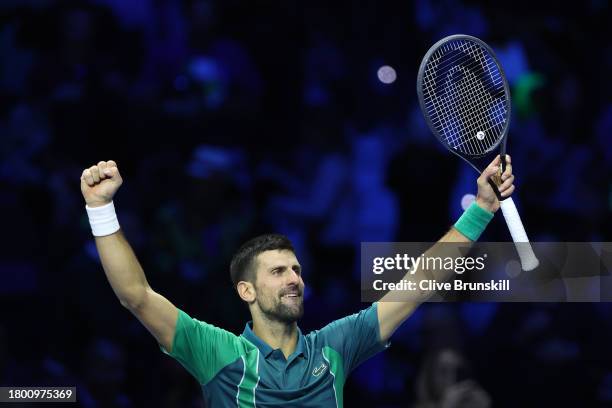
top-left (242, 321), bottom-right (308, 360)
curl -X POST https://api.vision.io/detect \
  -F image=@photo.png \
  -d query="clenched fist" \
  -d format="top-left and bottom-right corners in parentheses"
top-left (80, 160), bottom-right (123, 207)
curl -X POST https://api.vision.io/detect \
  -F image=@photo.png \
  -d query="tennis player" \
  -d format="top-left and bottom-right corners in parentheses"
top-left (80, 156), bottom-right (514, 407)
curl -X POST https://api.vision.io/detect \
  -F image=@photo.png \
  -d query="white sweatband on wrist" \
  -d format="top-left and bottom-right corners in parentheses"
top-left (86, 201), bottom-right (120, 236)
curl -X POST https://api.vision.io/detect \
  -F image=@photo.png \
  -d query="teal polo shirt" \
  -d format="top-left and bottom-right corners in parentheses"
top-left (161, 302), bottom-right (389, 407)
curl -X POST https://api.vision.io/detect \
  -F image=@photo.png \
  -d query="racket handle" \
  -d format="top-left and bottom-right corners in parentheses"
top-left (499, 198), bottom-right (539, 271)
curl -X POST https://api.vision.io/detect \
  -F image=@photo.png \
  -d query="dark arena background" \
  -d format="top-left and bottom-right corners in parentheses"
top-left (1, 0), bottom-right (611, 407)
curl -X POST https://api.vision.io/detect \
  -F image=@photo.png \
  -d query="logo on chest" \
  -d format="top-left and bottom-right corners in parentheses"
top-left (312, 362), bottom-right (328, 377)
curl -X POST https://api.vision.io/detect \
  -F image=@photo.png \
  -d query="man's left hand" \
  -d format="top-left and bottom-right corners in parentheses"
top-left (475, 154), bottom-right (515, 212)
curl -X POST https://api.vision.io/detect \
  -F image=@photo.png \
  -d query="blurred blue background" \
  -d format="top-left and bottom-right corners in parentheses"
top-left (0, 0), bottom-right (610, 407)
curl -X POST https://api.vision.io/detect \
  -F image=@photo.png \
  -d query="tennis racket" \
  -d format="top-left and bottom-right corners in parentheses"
top-left (416, 34), bottom-right (539, 271)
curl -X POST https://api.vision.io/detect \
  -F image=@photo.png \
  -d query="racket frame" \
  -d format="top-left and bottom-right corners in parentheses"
top-left (416, 34), bottom-right (511, 200)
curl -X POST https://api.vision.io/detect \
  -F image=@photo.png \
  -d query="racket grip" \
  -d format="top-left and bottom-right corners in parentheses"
top-left (499, 198), bottom-right (539, 271)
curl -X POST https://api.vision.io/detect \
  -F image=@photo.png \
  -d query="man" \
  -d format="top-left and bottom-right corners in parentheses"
top-left (80, 156), bottom-right (514, 407)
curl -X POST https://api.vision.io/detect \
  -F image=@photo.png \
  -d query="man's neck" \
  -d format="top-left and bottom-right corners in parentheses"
top-left (252, 315), bottom-right (298, 359)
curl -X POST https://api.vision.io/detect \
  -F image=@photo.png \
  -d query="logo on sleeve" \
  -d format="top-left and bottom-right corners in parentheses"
top-left (312, 363), bottom-right (328, 377)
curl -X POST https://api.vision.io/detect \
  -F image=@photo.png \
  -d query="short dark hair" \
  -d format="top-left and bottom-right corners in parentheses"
top-left (230, 233), bottom-right (295, 287)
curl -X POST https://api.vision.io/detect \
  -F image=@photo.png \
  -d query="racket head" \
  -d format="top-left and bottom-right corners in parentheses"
top-left (416, 34), bottom-right (511, 164)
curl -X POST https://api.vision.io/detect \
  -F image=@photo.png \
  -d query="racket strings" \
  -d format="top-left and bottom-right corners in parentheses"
top-left (421, 39), bottom-right (508, 157)
top-left (430, 47), bottom-right (502, 152)
top-left (426, 45), bottom-right (504, 154)
top-left (446, 66), bottom-right (504, 152)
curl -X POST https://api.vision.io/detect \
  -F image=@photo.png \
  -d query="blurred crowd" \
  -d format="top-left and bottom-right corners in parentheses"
top-left (0, 0), bottom-right (610, 407)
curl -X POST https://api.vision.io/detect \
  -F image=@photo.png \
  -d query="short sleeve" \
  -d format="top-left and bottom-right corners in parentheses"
top-left (160, 309), bottom-right (242, 385)
top-left (317, 302), bottom-right (389, 374)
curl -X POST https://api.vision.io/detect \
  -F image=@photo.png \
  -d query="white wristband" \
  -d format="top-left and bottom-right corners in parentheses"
top-left (85, 201), bottom-right (120, 236)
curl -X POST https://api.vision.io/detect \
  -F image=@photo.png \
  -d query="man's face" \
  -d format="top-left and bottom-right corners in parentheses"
top-left (252, 249), bottom-right (305, 324)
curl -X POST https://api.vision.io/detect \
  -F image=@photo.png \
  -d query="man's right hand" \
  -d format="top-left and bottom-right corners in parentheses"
top-left (81, 160), bottom-right (178, 352)
top-left (80, 160), bottom-right (123, 207)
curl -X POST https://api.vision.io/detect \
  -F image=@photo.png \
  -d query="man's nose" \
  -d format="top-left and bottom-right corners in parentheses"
top-left (286, 269), bottom-right (300, 284)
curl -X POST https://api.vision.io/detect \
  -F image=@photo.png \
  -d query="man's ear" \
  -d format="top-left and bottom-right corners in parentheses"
top-left (237, 281), bottom-right (256, 303)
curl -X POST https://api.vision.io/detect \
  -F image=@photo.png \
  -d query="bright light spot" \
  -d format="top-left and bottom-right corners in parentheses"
top-left (461, 194), bottom-right (476, 210)
top-left (377, 65), bottom-right (397, 84)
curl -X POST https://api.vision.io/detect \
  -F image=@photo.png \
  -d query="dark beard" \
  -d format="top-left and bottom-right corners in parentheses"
top-left (258, 297), bottom-right (304, 324)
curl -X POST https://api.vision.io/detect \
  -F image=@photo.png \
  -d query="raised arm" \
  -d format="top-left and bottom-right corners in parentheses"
top-left (377, 155), bottom-right (515, 342)
top-left (80, 160), bottom-right (178, 352)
